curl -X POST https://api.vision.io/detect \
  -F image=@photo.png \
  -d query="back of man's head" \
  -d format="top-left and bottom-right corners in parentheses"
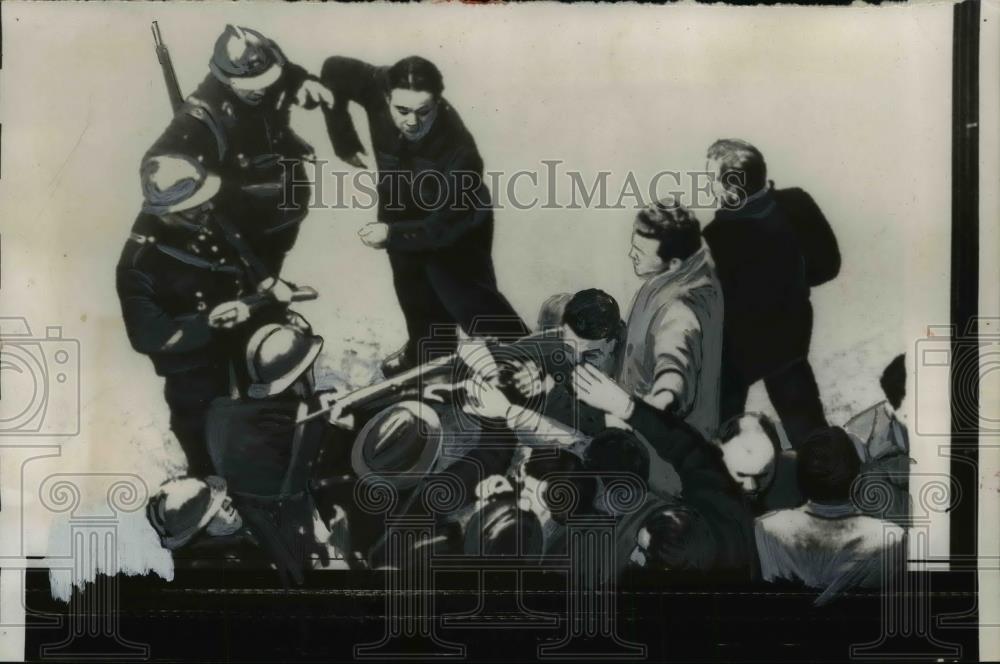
top-left (634, 197), bottom-right (702, 264)
top-left (706, 138), bottom-right (768, 203)
top-left (880, 353), bottom-right (906, 411)
top-left (796, 426), bottom-right (861, 504)
top-left (562, 289), bottom-right (622, 342)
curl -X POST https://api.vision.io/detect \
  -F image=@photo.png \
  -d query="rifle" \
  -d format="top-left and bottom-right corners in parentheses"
top-left (296, 329), bottom-right (563, 426)
top-left (152, 21), bottom-right (184, 112)
top-left (208, 285), bottom-right (319, 329)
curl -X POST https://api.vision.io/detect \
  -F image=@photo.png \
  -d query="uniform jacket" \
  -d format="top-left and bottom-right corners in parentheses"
top-left (205, 394), bottom-right (331, 586)
top-left (616, 244), bottom-right (723, 440)
top-left (116, 213), bottom-right (253, 377)
top-left (145, 61), bottom-right (316, 273)
top-left (320, 56), bottom-right (492, 253)
top-left (703, 187), bottom-right (812, 383)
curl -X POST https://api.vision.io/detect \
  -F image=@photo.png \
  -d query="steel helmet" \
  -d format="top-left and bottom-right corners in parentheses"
top-left (245, 324), bottom-right (324, 399)
top-left (210, 25), bottom-right (285, 91)
top-left (140, 154), bottom-right (221, 216)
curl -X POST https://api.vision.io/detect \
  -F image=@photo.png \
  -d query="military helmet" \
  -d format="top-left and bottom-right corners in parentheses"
top-left (245, 323), bottom-right (324, 399)
top-left (146, 475), bottom-right (236, 550)
top-left (351, 401), bottom-right (443, 490)
top-left (210, 24), bottom-right (285, 90)
top-left (140, 154), bottom-right (221, 215)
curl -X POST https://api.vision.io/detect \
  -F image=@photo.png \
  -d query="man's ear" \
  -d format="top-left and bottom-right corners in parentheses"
top-left (668, 257), bottom-right (683, 272)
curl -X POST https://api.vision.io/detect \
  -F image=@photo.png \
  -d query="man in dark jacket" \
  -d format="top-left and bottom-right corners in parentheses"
top-left (147, 25), bottom-right (333, 275)
top-left (703, 139), bottom-right (839, 448)
top-left (117, 155), bottom-right (291, 476)
top-left (571, 363), bottom-right (758, 578)
top-left (319, 55), bottom-right (527, 376)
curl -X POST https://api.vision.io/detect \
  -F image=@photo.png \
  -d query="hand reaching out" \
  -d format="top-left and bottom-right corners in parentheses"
top-left (573, 363), bottom-right (634, 421)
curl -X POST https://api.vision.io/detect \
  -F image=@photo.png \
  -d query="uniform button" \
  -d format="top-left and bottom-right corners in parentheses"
top-left (198, 234), bottom-right (206, 241)
top-left (234, 233), bottom-right (241, 239)
top-left (197, 302), bottom-right (207, 312)
top-left (147, 236), bottom-right (156, 243)
top-left (195, 291), bottom-right (203, 298)
top-left (211, 245), bottom-right (219, 253)
top-left (219, 258), bottom-right (227, 264)
top-left (197, 155), bottom-right (205, 163)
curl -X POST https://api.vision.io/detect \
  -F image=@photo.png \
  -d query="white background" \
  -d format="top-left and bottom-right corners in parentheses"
top-left (0, 1), bottom-right (965, 649)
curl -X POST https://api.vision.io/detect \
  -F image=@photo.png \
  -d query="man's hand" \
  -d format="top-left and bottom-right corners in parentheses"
top-left (462, 375), bottom-right (513, 421)
top-left (573, 363), bottom-right (634, 421)
top-left (343, 152), bottom-right (368, 169)
top-left (257, 277), bottom-right (295, 305)
top-left (318, 392), bottom-right (355, 430)
top-left (295, 80), bottom-right (334, 110)
top-left (208, 300), bottom-right (251, 329)
top-left (510, 359), bottom-right (551, 400)
top-left (358, 223), bottom-right (389, 249)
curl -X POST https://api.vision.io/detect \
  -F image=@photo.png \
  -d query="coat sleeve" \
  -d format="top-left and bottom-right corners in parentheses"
top-left (627, 399), bottom-right (758, 575)
top-left (145, 110), bottom-right (223, 172)
top-left (645, 300), bottom-right (703, 414)
top-left (778, 188), bottom-right (841, 287)
top-left (319, 56), bottom-right (383, 161)
top-left (382, 146), bottom-right (492, 252)
top-left (116, 266), bottom-right (213, 355)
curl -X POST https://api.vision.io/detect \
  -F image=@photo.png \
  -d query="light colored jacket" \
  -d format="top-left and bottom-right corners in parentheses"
top-left (755, 501), bottom-right (906, 590)
top-left (616, 244), bottom-right (723, 440)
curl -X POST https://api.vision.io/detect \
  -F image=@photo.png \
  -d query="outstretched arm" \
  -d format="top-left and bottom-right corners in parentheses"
top-left (319, 56), bottom-right (383, 162)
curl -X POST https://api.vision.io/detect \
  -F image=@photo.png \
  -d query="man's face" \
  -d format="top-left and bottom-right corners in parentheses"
top-left (205, 496), bottom-right (243, 537)
top-left (719, 421), bottom-right (777, 498)
top-left (629, 231), bottom-right (667, 278)
top-left (388, 88), bottom-right (439, 142)
top-left (562, 325), bottom-right (616, 372)
top-left (705, 158), bottom-right (727, 205)
top-left (229, 71), bottom-right (279, 106)
top-left (162, 201), bottom-right (213, 228)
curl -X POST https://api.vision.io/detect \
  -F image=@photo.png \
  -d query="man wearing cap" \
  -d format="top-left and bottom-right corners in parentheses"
top-left (147, 25), bottom-right (333, 275)
top-left (117, 154), bottom-right (293, 477)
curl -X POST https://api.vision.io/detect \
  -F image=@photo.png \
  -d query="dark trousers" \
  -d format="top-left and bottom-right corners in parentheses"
top-left (164, 367), bottom-right (230, 477)
top-left (387, 225), bottom-right (528, 363)
top-left (719, 357), bottom-right (828, 449)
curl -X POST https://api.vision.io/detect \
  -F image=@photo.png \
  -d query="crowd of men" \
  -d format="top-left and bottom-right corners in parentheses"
top-left (120, 26), bottom-right (912, 596)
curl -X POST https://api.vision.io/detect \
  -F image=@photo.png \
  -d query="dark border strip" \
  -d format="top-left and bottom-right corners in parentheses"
top-left (950, 0), bottom-right (980, 570)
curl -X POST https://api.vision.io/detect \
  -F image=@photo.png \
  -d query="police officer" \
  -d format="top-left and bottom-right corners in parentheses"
top-left (147, 25), bottom-right (333, 275)
top-left (117, 155), bottom-right (291, 476)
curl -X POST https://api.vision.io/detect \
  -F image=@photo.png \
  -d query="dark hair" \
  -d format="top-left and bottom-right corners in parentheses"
top-left (706, 138), bottom-right (767, 202)
top-left (523, 449), bottom-right (598, 524)
top-left (880, 353), bottom-right (906, 410)
top-left (640, 506), bottom-right (716, 571)
top-left (796, 426), bottom-right (861, 503)
top-left (634, 197), bottom-right (702, 264)
top-left (562, 289), bottom-right (623, 342)
top-left (584, 429), bottom-right (651, 481)
top-left (718, 413), bottom-right (782, 455)
top-left (387, 56), bottom-right (444, 97)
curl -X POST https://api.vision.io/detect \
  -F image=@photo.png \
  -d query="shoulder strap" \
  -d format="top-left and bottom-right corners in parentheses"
top-left (183, 96), bottom-right (228, 161)
top-left (211, 213), bottom-right (273, 285)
